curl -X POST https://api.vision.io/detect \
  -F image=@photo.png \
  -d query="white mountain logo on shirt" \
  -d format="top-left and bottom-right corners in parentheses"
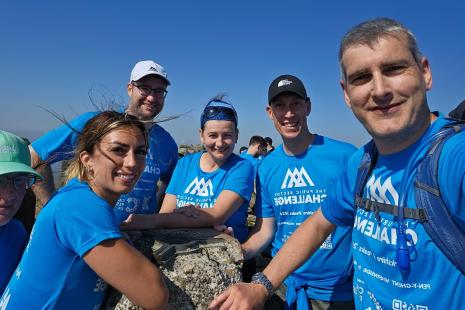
top-left (366, 175), bottom-right (399, 205)
top-left (185, 177), bottom-right (214, 197)
top-left (281, 167), bottom-right (314, 189)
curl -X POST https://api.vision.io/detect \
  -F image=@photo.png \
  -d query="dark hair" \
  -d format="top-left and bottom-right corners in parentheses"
top-left (239, 146), bottom-right (248, 153)
top-left (249, 135), bottom-right (266, 148)
top-left (64, 111), bottom-right (148, 182)
top-left (264, 137), bottom-right (273, 145)
top-left (339, 17), bottom-right (423, 80)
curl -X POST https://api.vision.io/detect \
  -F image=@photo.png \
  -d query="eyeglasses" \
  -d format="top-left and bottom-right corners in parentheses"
top-left (0, 175), bottom-right (36, 190)
top-left (131, 82), bottom-right (168, 98)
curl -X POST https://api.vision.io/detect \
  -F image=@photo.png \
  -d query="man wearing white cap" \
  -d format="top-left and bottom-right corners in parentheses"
top-left (0, 130), bottom-right (42, 294)
top-left (29, 60), bottom-right (178, 222)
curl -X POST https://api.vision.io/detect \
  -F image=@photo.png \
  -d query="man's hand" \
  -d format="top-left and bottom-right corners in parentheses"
top-left (174, 204), bottom-right (201, 218)
top-left (120, 214), bottom-right (158, 230)
top-left (208, 282), bottom-right (268, 310)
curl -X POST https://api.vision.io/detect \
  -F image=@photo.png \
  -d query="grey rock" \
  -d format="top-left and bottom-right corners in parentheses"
top-left (101, 228), bottom-right (243, 310)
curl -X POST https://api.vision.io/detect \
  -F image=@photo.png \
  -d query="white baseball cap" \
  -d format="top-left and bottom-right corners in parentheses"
top-left (130, 60), bottom-right (170, 85)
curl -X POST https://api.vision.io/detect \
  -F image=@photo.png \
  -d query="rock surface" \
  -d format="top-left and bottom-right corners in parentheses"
top-left (101, 228), bottom-right (243, 310)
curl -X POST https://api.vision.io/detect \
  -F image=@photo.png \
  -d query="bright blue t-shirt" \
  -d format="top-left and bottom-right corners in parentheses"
top-left (255, 135), bottom-right (356, 302)
top-left (240, 152), bottom-right (260, 177)
top-left (0, 220), bottom-right (27, 295)
top-left (322, 115), bottom-right (465, 309)
top-left (0, 179), bottom-right (122, 309)
top-left (31, 111), bottom-right (178, 222)
top-left (166, 152), bottom-right (254, 242)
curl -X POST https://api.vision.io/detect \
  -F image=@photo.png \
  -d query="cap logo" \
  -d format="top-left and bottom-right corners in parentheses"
top-left (0, 145), bottom-right (16, 154)
top-left (148, 66), bottom-right (159, 72)
top-left (277, 79), bottom-right (292, 87)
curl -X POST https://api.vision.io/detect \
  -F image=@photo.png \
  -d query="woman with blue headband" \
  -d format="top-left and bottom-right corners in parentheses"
top-left (122, 95), bottom-right (254, 242)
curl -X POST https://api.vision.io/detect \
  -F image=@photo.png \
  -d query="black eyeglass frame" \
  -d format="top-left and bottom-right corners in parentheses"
top-left (131, 82), bottom-right (168, 98)
top-left (0, 174), bottom-right (36, 190)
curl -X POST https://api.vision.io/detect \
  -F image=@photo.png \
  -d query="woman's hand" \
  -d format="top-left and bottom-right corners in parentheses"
top-left (213, 224), bottom-right (235, 237)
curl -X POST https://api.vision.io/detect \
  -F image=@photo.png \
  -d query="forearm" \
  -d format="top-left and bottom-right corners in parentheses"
top-left (241, 218), bottom-right (275, 261)
top-left (262, 210), bottom-right (335, 290)
top-left (156, 209), bottom-right (222, 228)
top-left (32, 163), bottom-right (55, 211)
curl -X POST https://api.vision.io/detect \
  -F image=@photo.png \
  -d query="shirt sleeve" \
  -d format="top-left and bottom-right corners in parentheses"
top-left (222, 158), bottom-right (254, 201)
top-left (321, 151), bottom-right (362, 227)
top-left (54, 190), bottom-right (122, 257)
top-left (31, 112), bottom-right (97, 163)
top-left (165, 157), bottom-right (183, 196)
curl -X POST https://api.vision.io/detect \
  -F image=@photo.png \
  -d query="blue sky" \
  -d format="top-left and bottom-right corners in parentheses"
top-left (1, 0), bottom-right (464, 149)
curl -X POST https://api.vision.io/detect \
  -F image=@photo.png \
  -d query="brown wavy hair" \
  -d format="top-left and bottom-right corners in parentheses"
top-left (64, 111), bottom-right (148, 183)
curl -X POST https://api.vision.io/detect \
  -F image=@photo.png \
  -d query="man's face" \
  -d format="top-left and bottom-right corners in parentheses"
top-left (0, 173), bottom-right (28, 226)
top-left (266, 93), bottom-right (310, 141)
top-left (127, 75), bottom-right (168, 121)
top-left (340, 35), bottom-right (432, 152)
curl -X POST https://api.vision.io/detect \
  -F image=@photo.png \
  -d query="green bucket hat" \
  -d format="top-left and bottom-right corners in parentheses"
top-left (0, 130), bottom-right (42, 178)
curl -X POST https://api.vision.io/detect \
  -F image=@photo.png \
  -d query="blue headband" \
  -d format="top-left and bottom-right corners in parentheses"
top-left (200, 99), bottom-right (238, 128)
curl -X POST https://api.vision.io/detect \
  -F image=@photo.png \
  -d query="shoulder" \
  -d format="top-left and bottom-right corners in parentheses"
top-left (317, 135), bottom-right (357, 154)
top-left (149, 124), bottom-right (177, 146)
top-left (53, 179), bottom-right (109, 210)
top-left (227, 154), bottom-right (254, 173)
top-left (3, 219), bottom-right (27, 240)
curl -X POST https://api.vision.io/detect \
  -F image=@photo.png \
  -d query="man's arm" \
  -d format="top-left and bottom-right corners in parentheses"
top-left (156, 180), bottom-right (168, 211)
top-left (209, 209), bottom-right (335, 310)
top-left (29, 146), bottom-right (55, 211)
top-left (241, 217), bottom-right (276, 261)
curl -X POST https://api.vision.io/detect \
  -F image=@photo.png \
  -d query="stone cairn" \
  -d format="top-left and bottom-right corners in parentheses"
top-left (101, 228), bottom-right (243, 310)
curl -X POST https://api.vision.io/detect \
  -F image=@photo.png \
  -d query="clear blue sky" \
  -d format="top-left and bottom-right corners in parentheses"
top-left (2, 0), bottom-right (464, 148)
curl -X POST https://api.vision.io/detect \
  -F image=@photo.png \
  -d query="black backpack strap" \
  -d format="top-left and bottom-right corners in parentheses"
top-left (355, 196), bottom-right (427, 222)
top-left (354, 141), bottom-right (378, 210)
top-left (414, 122), bottom-right (465, 275)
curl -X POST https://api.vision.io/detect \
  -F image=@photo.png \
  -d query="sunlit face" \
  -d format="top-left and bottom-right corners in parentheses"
top-left (127, 75), bottom-right (168, 121)
top-left (266, 93), bottom-right (310, 141)
top-left (0, 173), bottom-right (28, 226)
top-left (340, 35), bottom-right (432, 152)
top-left (81, 126), bottom-right (147, 205)
top-left (200, 120), bottom-right (237, 165)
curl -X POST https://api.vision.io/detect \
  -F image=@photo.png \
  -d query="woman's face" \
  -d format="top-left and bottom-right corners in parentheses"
top-left (200, 120), bottom-right (237, 165)
top-left (81, 125), bottom-right (147, 205)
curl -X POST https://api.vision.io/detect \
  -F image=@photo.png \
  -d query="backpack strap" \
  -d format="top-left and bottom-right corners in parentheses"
top-left (414, 122), bottom-right (465, 275)
top-left (354, 140), bottom-right (378, 210)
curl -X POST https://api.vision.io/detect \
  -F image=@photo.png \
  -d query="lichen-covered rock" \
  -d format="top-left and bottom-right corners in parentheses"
top-left (101, 228), bottom-right (243, 310)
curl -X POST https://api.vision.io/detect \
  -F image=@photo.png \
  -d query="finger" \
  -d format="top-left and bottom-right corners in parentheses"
top-left (209, 289), bottom-right (231, 309)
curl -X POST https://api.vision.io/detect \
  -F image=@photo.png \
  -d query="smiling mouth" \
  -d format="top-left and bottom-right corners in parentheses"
top-left (115, 173), bottom-right (137, 183)
top-left (371, 102), bottom-right (402, 113)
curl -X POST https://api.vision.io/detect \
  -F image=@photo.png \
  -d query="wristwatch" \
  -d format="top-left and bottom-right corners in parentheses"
top-left (251, 272), bottom-right (275, 297)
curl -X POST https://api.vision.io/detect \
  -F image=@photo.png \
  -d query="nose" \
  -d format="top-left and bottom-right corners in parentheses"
top-left (124, 151), bottom-right (138, 169)
top-left (0, 183), bottom-right (17, 204)
top-left (371, 73), bottom-right (392, 104)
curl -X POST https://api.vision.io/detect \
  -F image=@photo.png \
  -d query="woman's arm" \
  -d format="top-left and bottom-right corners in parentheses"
top-left (83, 238), bottom-right (168, 310)
top-left (122, 190), bottom-right (244, 230)
top-left (158, 193), bottom-right (177, 213)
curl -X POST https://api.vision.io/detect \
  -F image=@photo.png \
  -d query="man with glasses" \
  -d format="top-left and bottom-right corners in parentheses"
top-left (30, 60), bottom-right (178, 222)
top-left (0, 130), bottom-right (41, 294)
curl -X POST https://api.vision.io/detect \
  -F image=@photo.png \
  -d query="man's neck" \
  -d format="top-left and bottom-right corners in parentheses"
top-left (282, 130), bottom-right (315, 156)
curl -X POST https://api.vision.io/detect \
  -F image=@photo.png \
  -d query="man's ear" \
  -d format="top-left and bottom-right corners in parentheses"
top-left (266, 105), bottom-right (274, 120)
top-left (340, 79), bottom-right (352, 109)
top-left (127, 82), bottom-right (134, 97)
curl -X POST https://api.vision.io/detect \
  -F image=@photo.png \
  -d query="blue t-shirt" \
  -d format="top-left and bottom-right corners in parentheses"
top-left (255, 135), bottom-right (356, 302)
top-left (0, 179), bottom-right (122, 309)
top-left (240, 152), bottom-right (261, 178)
top-left (31, 111), bottom-right (178, 222)
top-left (322, 115), bottom-right (465, 309)
top-left (166, 152), bottom-right (254, 242)
top-left (0, 220), bottom-right (27, 295)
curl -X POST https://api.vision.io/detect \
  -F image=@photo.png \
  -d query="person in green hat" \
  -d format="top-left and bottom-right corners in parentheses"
top-left (0, 130), bottom-right (42, 294)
